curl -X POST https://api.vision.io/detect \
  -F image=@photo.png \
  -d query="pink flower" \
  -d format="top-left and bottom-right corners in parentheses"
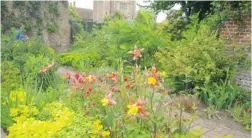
top-left (128, 45), bottom-right (144, 61)
top-left (101, 92), bottom-right (116, 107)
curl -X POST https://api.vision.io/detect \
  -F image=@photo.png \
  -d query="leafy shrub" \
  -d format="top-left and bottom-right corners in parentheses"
top-left (1, 33), bottom-right (56, 68)
top-left (155, 25), bottom-right (231, 89)
top-left (47, 23), bottom-right (57, 33)
top-left (58, 52), bottom-right (105, 71)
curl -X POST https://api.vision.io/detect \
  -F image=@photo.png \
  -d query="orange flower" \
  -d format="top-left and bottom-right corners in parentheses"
top-left (107, 72), bottom-right (118, 85)
top-left (65, 73), bottom-right (71, 80)
top-left (127, 99), bottom-right (148, 118)
top-left (40, 61), bottom-right (56, 73)
top-left (125, 80), bottom-right (134, 88)
top-left (128, 45), bottom-right (144, 61)
top-left (71, 82), bottom-right (78, 90)
top-left (123, 76), bottom-right (128, 82)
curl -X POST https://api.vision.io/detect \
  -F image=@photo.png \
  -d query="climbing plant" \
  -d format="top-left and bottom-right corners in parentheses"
top-left (1, 1), bottom-right (60, 35)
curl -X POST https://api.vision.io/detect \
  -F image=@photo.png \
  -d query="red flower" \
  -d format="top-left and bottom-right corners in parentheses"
top-left (125, 80), bottom-right (134, 88)
top-left (74, 73), bottom-right (80, 81)
top-left (123, 76), bottom-right (128, 82)
top-left (128, 45), bottom-right (144, 61)
top-left (88, 86), bottom-right (92, 92)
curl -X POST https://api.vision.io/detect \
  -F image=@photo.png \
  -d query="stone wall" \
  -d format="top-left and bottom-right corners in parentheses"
top-left (2, 1), bottom-right (70, 52)
top-left (219, 16), bottom-right (251, 91)
top-left (93, 1), bottom-right (136, 23)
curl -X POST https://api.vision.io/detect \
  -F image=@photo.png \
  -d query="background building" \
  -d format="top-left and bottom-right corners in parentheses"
top-left (93, 1), bottom-right (136, 23)
top-left (76, 8), bottom-right (93, 21)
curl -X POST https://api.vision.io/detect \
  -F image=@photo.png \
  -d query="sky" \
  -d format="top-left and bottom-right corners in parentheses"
top-left (69, 0), bottom-right (181, 23)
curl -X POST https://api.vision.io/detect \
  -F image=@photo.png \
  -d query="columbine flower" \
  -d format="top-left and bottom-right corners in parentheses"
top-left (74, 73), bottom-right (80, 81)
top-left (65, 73), bottom-right (71, 80)
top-left (125, 80), bottom-right (134, 88)
top-left (123, 76), bottom-right (128, 82)
top-left (100, 92), bottom-right (116, 107)
top-left (147, 77), bottom-right (157, 86)
top-left (128, 45), bottom-right (144, 61)
top-left (86, 75), bottom-right (95, 83)
top-left (107, 72), bottom-right (118, 85)
top-left (127, 100), bottom-right (148, 118)
top-left (71, 82), bottom-right (78, 90)
top-left (40, 61), bottom-right (56, 73)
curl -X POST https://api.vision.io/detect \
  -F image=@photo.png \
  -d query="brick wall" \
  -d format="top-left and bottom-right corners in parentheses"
top-left (219, 16), bottom-right (251, 91)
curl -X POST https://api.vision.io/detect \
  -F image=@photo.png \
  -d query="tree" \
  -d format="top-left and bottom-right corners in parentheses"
top-left (150, 1), bottom-right (251, 21)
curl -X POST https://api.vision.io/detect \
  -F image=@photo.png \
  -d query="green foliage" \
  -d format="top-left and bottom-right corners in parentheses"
top-left (231, 101), bottom-right (251, 130)
top-left (52, 112), bottom-right (93, 138)
top-left (23, 55), bottom-right (57, 91)
top-left (200, 81), bottom-right (244, 109)
top-left (150, 1), bottom-right (251, 22)
top-left (156, 20), bottom-right (231, 88)
top-left (1, 33), bottom-right (58, 92)
top-left (103, 11), bottom-right (126, 23)
top-left (48, 2), bottom-right (59, 15)
top-left (58, 52), bottom-right (105, 72)
top-left (1, 33), bottom-right (55, 66)
top-left (68, 4), bottom-right (84, 42)
top-left (47, 23), bottom-right (57, 33)
top-left (1, 61), bottom-right (22, 93)
top-left (70, 10), bottom-right (169, 69)
top-left (160, 10), bottom-right (188, 41)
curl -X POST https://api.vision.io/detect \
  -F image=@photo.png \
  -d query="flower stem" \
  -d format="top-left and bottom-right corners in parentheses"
top-left (150, 87), bottom-right (155, 115)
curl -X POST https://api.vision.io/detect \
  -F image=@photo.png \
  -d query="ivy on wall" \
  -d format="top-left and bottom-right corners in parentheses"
top-left (1, 1), bottom-right (60, 35)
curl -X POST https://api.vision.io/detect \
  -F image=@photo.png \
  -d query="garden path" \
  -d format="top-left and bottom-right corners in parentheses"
top-left (56, 66), bottom-right (251, 138)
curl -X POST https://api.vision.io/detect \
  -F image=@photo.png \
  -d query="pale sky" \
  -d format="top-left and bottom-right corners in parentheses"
top-left (69, 0), bottom-right (181, 23)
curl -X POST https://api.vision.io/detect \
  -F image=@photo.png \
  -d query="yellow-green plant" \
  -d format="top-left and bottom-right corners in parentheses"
top-left (7, 102), bottom-right (75, 138)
